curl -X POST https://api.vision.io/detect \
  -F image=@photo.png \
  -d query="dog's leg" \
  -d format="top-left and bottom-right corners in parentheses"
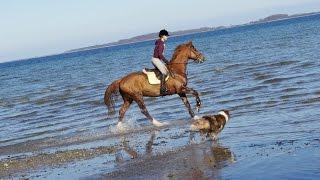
top-left (189, 130), bottom-right (196, 144)
top-left (211, 133), bottom-right (218, 141)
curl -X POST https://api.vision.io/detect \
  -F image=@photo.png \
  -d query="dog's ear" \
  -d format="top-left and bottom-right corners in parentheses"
top-left (222, 110), bottom-right (230, 116)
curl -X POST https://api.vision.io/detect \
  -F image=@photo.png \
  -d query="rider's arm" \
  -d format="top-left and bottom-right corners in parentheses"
top-left (157, 43), bottom-right (169, 64)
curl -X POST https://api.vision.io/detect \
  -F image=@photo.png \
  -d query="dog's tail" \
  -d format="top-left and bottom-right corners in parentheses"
top-left (104, 79), bottom-right (121, 115)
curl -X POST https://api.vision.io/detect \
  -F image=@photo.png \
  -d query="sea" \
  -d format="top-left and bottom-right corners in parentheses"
top-left (0, 14), bottom-right (320, 179)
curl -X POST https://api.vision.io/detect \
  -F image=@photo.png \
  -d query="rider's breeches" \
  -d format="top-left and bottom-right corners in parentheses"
top-left (151, 58), bottom-right (168, 76)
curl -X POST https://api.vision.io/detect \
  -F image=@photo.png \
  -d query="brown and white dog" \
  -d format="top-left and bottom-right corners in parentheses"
top-left (190, 110), bottom-right (230, 140)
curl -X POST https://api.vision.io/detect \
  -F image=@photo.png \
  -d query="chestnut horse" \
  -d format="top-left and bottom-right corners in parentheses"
top-left (104, 41), bottom-right (205, 127)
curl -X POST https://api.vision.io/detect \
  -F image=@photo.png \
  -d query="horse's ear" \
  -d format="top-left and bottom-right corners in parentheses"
top-left (187, 41), bottom-right (193, 46)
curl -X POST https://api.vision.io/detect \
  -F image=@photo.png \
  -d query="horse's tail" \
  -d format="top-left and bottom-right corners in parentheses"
top-left (104, 79), bottom-right (121, 115)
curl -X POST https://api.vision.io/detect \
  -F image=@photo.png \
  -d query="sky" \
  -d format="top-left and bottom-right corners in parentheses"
top-left (0, 0), bottom-right (319, 63)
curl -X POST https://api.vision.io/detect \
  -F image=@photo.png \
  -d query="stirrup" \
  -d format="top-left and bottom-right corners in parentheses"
top-left (160, 82), bottom-right (168, 95)
top-left (160, 88), bottom-right (168, 96)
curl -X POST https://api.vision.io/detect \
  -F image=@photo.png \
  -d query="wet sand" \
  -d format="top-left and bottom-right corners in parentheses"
top-left (88, 142), bottom-right (236, 180)
top-left (91, 143), bottom-right (320, 180)
top-left (1, 119), bottom-right (319, 179)
top-left (0, 146), bottom-right (117, 178)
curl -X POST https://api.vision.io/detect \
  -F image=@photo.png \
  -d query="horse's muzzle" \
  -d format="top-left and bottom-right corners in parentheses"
top-left (197, 56), bottom-right (206, 63)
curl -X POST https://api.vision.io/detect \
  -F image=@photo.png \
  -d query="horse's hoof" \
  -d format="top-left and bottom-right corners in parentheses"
top-left (152, 119), bottom-right (168, 127)
top-left (117, 122), bottom-right (125, 131)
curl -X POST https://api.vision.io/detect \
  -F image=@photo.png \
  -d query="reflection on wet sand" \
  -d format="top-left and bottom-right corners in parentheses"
top-left (104, 130), bottom-right (236, 179)
top-left (115, 130), bottom-right (159, 164)
top-left (145, 130), bottom-right (157, 155)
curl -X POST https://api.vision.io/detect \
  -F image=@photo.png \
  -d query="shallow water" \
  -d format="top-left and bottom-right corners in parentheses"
top-left (1, 14), bottom-right (320, 179)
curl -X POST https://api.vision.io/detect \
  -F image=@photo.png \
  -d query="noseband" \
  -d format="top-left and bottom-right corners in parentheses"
top-left (190, 48), bottom-right (203, 62)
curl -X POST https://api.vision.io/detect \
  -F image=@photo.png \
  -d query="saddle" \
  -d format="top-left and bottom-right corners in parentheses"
top-left (143, 68), bottom-right (170, 85)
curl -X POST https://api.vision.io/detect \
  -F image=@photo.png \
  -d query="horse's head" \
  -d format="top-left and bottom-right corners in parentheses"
top-left (186, 41), bottom-right (205, 63)
top-left (171, 41), bottom-right (205, 65)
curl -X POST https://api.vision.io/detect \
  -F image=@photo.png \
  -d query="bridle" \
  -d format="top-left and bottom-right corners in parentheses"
top-left (166, 46), bottom-right (203, 78)
top-left (190, 46), bottom-right (204, 63)
top-left (169, 46), bottom-right (203, 65)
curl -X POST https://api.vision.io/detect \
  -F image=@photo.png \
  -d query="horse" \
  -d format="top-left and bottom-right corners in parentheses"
top-left (104, 41), bottom-right (205, 127)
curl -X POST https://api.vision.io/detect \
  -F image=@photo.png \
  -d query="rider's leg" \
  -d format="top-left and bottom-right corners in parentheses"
top-left (160, 74), bottom-right (168, 95)
top-left (142, 68), bottom-right (153, 74)
top-left (152, 58), bottom-right (169, 75)
top-left (152, 58), bottom-right (169, 95)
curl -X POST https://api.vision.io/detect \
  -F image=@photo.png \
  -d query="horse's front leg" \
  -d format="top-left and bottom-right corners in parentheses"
top-left (179, 93), bottom-right (195, 118)
top-left (183, 87), bottom-right (201, 113)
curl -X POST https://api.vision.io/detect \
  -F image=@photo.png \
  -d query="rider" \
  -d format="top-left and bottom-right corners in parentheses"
top-left (144, 29), bottom-right (170, 95)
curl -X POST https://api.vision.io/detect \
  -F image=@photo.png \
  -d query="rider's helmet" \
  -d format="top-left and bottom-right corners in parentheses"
top-left (159, 29), bottom-right (170, 37)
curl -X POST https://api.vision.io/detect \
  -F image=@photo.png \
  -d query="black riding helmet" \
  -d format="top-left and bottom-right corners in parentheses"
top-left (159, 29), bottom-right (170, 37)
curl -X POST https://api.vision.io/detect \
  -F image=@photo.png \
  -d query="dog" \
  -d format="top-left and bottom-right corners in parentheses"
top-left (190, 110), bottom-right (230, 140)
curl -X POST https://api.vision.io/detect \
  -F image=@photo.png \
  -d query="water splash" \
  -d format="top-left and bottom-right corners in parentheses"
top-left (109, 114), bottom-right (142, 134)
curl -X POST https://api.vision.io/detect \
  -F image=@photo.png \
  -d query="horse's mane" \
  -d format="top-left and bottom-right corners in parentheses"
top-left (170, 44), bottom-right (187, 62)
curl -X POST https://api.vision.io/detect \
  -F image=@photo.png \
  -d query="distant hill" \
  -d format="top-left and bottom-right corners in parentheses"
top-left (67, 11), bottom-right (319, 53)
top-left (66, 27), bottom-right (223, 53)
top-left (248, 12), bottom-right (318, 24)
top-left (252, 14), bottom-right (289, 23)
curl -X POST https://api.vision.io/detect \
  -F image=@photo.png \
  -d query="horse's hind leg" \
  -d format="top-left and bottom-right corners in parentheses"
top-left (134, 95), bottom-right (153, 121)
top-left (119, 96), bottom-right (133, 123)
top-left (133, 95), bottom-right (167, 127)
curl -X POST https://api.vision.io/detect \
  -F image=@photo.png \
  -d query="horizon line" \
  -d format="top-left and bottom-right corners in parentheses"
top-left (1, 11), bottom-right (319, 65)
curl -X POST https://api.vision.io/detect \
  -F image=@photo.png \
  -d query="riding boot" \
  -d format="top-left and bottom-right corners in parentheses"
top-left (160, 74), bottom-right (167, 95)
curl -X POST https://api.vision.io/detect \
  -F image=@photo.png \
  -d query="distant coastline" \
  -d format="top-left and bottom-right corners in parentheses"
top-left (1, 11), bottom-right (319, 64)
top-left (66, 11), bottom-right (320, 53)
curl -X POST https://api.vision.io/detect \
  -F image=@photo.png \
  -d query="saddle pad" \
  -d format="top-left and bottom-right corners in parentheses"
top-left (145, 72), bottom-right (169, 85)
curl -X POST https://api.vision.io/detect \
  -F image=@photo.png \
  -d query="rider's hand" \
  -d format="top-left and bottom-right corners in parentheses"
top-left (163, 59), bottom-right (169, 65)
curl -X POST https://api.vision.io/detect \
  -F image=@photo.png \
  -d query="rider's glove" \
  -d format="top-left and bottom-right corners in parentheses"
top-left (163, 58), bottom-right (169, 65)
